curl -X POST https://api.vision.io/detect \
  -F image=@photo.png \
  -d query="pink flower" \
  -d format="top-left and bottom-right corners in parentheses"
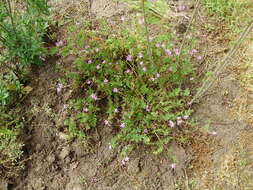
top-left (156, 43), bottom-right (161, 48)
top-left (156, 73), bottom-right (160, 78)
top-left (87, 80), bottom-right (92, 85)
top-left (169, 120), bottom-right (175, 128)
top-left (187, 101), bottom-right (193, 106)
top-left (102, 60), bottom-right (106, 64)
top-left (113, 88), bottom-right (119, 93)
top-left (139, 17), bottom-right (145, 24)
top-left (144, 129), bottom-right (148, 133)
top-left (121, 156), bottom-right (130, 165)
top-left (171, 163), bottom-right (176, 169)
top-left (88, 60), bottom-right (92, 64)
top-left (95, 48), bottom-right (99, 52)
top-left (139, 52), bottom-right (143, 59)
top-left (126, 55), bottom-right (132, 61)
top-left (120, 16), bottom-right (125, 21)
top-left (150, 77), bottom-right (155, 81)
top-left (56, 83), bottom-right (63, 94)
top-left (142, 67), bottom-right (147, 71)
top-left (120, 123), bottom-right (125, 128)
top-left (96, 65), bottom-right (101, 70)
top-left (139, 61), bottom-right (143, 65)
top-left (83, 108), bottom-right (89, 112)
top-left (55, 40), bottom-right (64, 47)
top-left (146, 105), bottom-right (151, 112)
top-left (197, 56), bottom-right (202, 60)
top-left (165, 49), bottom-right (172, 56)
top-left (114, 108), bottom-right (119, 113)
top-left (85, 45), bottom-right (90, 49)
top-left (175, 49), bottom-right (180, 55)
top-left (104, 120), bottom-right (110, 126)
top-left (125, 69), bottom-right (131, 73)
top-left (104, 79), bottom-right (109, 83)
top-left (91, 93), bottom-right (98, 100)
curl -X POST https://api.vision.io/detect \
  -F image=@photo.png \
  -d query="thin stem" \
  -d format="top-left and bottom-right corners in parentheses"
top-left (141, 0), bottom-right (152, 61)
top-left (179, 0), bottom-right (201, 59)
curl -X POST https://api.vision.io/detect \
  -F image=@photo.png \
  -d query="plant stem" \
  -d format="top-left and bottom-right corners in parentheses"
top-left (141, 0), bottom-right (152, 61)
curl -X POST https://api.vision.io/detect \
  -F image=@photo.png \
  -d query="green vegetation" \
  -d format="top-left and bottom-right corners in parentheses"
top-left (59, 1), bottom-right (198, 155)
top-left (0, 0), bottom-right (50, 178)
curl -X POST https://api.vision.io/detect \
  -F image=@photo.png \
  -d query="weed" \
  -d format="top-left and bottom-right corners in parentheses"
top-left (59, 0), bottom-right (200, 155)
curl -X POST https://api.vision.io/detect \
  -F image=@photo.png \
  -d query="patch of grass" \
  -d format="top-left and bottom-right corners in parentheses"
top-left (202, 0), bottom-right (253, 34)
top-left (58, 1), bottom-right (201, 155)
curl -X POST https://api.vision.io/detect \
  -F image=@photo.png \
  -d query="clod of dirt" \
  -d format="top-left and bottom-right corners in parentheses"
top-left (127, 158), bottom-right (140, 174)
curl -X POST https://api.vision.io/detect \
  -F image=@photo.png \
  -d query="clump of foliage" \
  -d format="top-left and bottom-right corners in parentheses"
top-left (0, 0), bottom-right (50, 77)
top-left (60, 0), bottom-right (200, 154)
top-left (202, 0), bottom-right (253, 25)
top-left (0, 111), bottom-right (24, 178)
top-left (0, 0), bottom-right (50, 178)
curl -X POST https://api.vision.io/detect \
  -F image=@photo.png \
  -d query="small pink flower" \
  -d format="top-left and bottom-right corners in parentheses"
top-left (95, 48), bottom-right (99, 52)
top-left (120, 123), bottom-right (125, 128)
top-left (114, 108), bottom-right (119, 113)
top-left (139, 17), bottom-right (145, 24)
top-left (171, 163), bottom-right (176, 169)
top-left (175, 49), bottom-right (180, 55)
top-left (55, 40), bottom-right (64, 47)
top-left (91, 93), bottom-right (98, 100)
top-left (156, 43), bottom-right (161, 48)
top-left (165, 49), bottom-right (172, 56)
top-left (146, 105), bottom-right (151, 112)
top-left (120, 16), bottom-right (125, 21)
top-left (197, 56), bottom-right (202, 60)
top-left (113, 88), bottom-right (119, 93)
top-left (88, 60), bottom-right (92, 64)
top-left (121, 156), bottom-right (130, 165)
top-left (83, 108), bottom-right (89, 112)
top-left (169, 120), bottom-right (175, 128)
top-left (104, 120), bottom-right (110, 126)
top-left (139, 61), bottom-right (143, 65)
top-left (104, 79), bottom-right (109, 83)
top-left (85, 45), bottom-right (90, 49)
top-left (191, 49), bottom-right (198, 54)
top-left (126, 55), bottom-right (132, 61)
top-left (56, 83), bottom-right (63, 94)
top-left (144, 129), bottom-right (148, 133)
top-left (150, 77), bottom-right (155, 81)
top-left (102, 60), bottom-right (106, 64)
top-left (187, 101), bottom-right (193, 106)
top-left (142, 67), bottom-right (147, 71)
top-left (156, 73), bottom-right (160, 78)
top-left (96, 65), bottom-right (101, 69)
top-left (125, 69), bottom-right (131, 73)
top-left (87, 80), bottom-right (92, 85)
top-left (139, 52), bottom-right (143, 59)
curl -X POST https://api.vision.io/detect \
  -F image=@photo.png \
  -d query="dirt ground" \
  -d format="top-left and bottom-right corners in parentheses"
top-left (1, 0), bottom-right (253, 189)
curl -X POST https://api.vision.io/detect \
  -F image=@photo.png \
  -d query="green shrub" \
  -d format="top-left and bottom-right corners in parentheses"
top-left (0, 0), bottom-right (50, 76)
